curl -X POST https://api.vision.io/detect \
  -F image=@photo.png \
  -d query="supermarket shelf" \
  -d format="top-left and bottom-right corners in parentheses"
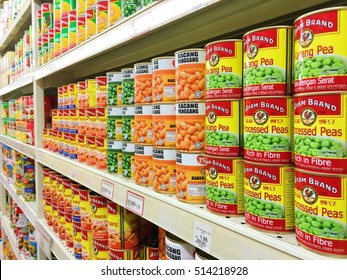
top-left (1, 216), bottom-right (24, 260)
top-left (36, 219), bottom-right (75, 260)
top-left (0, 73), bottom-right (33, 97)
top-left (34, 0), bottom-right (335, 82)
top-left (0, 174), bottom-right (37, 225)
top-left (0, 0), bottom-right (31, 53)
top-left (36, 148), bottom-right (336, 260)
top-left (0, 135), bottom-right (35, 159)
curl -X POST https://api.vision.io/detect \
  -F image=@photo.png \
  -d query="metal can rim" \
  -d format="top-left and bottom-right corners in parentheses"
top-left (243, 25), bottom-right (293, 38)
top-left (205, 38), bottom-right (243, 48)
top-left (294, 6), bottom-right (347, 24)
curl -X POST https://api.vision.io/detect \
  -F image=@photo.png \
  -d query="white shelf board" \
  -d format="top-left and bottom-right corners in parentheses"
top-left (0, 174), bottom-right (37, 225)
top-left (0, 73), bottom-right (33, 97)
top-left (36, 148), bottom-right (338, 260)
top-left (0, 135), bottom-right (35, 159)
top-left (0, 0), bottom-right (32, 52)
top-left (1, 216), bottom-right (24, 260)
top-left (36, 219), bottom-right (75, 260)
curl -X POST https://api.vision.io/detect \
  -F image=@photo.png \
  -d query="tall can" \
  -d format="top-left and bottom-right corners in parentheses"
top-left (293, 7), bottom-right (347, 94)
top-left (134, 62), bottom-right (153, 104)
top-left (205, 39), bottom-right (243, 99)
top-left (243, 26), bottom-right (293, 96)
top-left (107, 72), bottom-right (122, 106)
top-left (122, 68), bottom-right (135, 105)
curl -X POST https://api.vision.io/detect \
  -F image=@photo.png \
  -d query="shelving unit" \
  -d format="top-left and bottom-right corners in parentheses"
top-left (1, 215), bottom-right (24, 260)
top-left (1, 0), bottom-right (346, 260)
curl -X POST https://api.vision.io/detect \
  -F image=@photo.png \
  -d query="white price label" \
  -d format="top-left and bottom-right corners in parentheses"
top-left (132, 11), bottom-right (152, 38)
top-left (35, 222), bottom-right (52, 258)
top-left (126, 191), bottom-right (144, 216)
top-left (193, 220), bottom-right (212, 253)
top-left (71, 168), bottom-right (77, 179)
top-left (100, 180), bottom-right (114, 199)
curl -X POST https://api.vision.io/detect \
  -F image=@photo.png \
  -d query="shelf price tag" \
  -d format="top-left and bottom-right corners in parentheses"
top-left (100, 180), bottom-right (114, 200)
top-left (35, 222), bottom-right (53, 258)
top-left (126, 191), bottom-right (144, 216)
top-left (193, 220), bottom-right (212, 254)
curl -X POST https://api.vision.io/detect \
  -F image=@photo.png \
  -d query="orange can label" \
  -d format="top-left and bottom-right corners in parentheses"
top-left (134, 105), bottom-right (152, 144)
top-left (134, 62), bottom-right (153, 104)
top-left (152, 103), bottom-right (176, 148)
top-left (152, 57), bottom-right (176, 103)
top-left (153, 148), bottom-right (176, 194)
top-left (134, 145), bottom-right (153, 186)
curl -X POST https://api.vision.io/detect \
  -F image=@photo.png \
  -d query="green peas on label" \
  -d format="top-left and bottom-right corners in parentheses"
top-left (206, 185), bottom-right (236, 204)
top-left (107, 150), bottom-right (121, 174)
top-left (122, 0), bottom-right (142, 17)
top-left (244, 133), bottom-right (290, 151)
top-left (122, 81), bottom-right (135, 105)
top-left (122, 153), bottom-right (133, 178)
top-left (244, 66), bottom-right (284, 86)
top-left (206, 73), bottom-right (242, 89)
top-left (245, 196), bottom-right (284, 218)
top-left (206, 131), bottom-right (239, 146)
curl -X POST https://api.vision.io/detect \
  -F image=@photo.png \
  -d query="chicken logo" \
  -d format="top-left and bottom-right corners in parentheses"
top-left (302, 186), bottom-right (317, 204)
top-left (300, 29), bottom-right (314, 48)
top-left (247, 43), bottom-right (258, 59)
top-left (254, 109), bottom-right (268, 125)
top-left (207, 111), bottom-right (217, 124)
top-left (208, 167), bottom-right (218, 180)
top-left (249, 175), bottom-right (261, 190)
top-left (301, 108), bottom-right (316, 126)
top-left (209, 52), bottom-right (220, 67)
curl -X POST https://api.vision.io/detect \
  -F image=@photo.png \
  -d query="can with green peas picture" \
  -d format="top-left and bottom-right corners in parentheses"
top-left (294, 7), bottom-right (347, 94)
top-left (294, 168), bottom-right (347, 256)
top-left (107, 106), bottom-right (122, 140)
top-left (205, 39), bottom-right (243, 99)
top-left (107, 140), bottom-right (122, 174)
top-left (206, 156), bottom-right (244, 215)
top-left (122, 142), bottom-right (135, 179)
top-left (243, 26), bottom-right (293, 97)
top-left (122, 105), bottom-right (135, 142)
top-left (122, 68), bottom-right (135, 105)
top-left (243, 96), bottom-right (293, 164)
top-left (244, 160), bottom-right (294, 233)
top-left (122, 0), bottom-right (142, 18)
top-left (106, 72), bottom-right (122, 106)
top-left (293, 92), bottom-right (347, 174)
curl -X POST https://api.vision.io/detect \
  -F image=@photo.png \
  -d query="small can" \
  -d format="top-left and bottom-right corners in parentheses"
top-left (86, 6), bottom-right (96, 40)
top-left (176, 101), bottom-right (205, 152)
top-left (69, 83), bottom-right (78, 109)
top-left (205, 156), bottom-right (244, 215)
top-left (78, 108), bottom-right (86, 134)
top-left (73, 220), bottom-right (82, 259)
top-left (243, 96), bottom-right (293, 164)
top-left (152, 56), bottom-right (176, 103)
top-left (243, 26), bottom-right (293, 96)
top-left (106, 72), bottom-right (122, 106)
top-left (71, 181), bottom-right (82, 222)
top-left (134, 144), bottom-right (153, 186)
top-left (86, 79), bottom-right (97, 109)
top-left (206, 99), bottom-right (241, 157)
top-left (134, 62), bottom-right (153, 104)
top-left (122, 68), bottom-right (135, 105)
top-left (96, 138), bottom-right (107, 169)
top-left (244, 160), bottom-right (294, 233)
top-left (134, 104), bottom-right (152, 144)
top-left (175, 49), bottom-right (206, 101)
top-left (96, 76), bottom-right (107, 108)
top-left (107, 140), bottom-right (122, 174)
top-left (122, 142), bottom-right (135, 179)
top-left (152, 148), bottom-right (176, 194)
top-left (77, 134), bottom-right (87, 162)
top-left (108, 0), bottom-right (122, 26)
top-left (81, 229), bottom-right (93, 260)
top-left (205, 39), bottom-right (243, 99)
top-left (152, 103), bottom-right (176, 148)
top-left (165, 232), bottom-right (195, 260)
top-left (86, 136), bottom-right (97, 165)
top-left (176, 152), bottom-right (206, 204)
top-left (294, 168), bottom-right (347, 256)
top-left (122, 105), bottom-right (135, 142)
top-left (96, 0), bottom-right (109, 34)
top-left (41, 3), bottom-right (53, 34)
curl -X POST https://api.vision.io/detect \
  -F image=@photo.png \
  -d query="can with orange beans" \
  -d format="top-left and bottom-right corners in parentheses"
top-left (69, 83), bottom-right (78, 109)
top-left (96, 138), bottom-right (107, 169)
top-left (176, 152), bottom-right (206, 203)
top-left (78, 108), bottom-right (86, 134)
top-left (134, 105), bottom-right (152, 144)
top-left (77, 134), bottom-right (87, 162)
top-left (92, 238), bottom-right (109, 260)
top-left (206, 99), bottom-right (241, 157)
top-left (109, 246), bottom-right (140, 260)
top-left (90, 192), bottom-right (108, 240)
top-left (176, 101), bottom-right (205, 152)
top-left (86, 108), bottom-right (96, 136)
top-left (134, 62), bottom-right (153, 104)
top-left (152, 56), bottom-right (176, 103)
top-left (134, 145), bottom-right (153, 186)
top-left (205, 39), bottom-right (243, 99)
top-left (152, 148), bottom-right (176, 194)
top-left (206, 156), bottom-right (244, 215)
top-left (175, 49), bottom-right (206, 101)
top-left (79, 187), bottom-right (92, 231)
top-left (86, 136), bottom-right (97, 165)
top-left (152, 103), bottom-right (176, 148)
top-left (71, 181), bottom-right (82, 222)
top-left (96, 107), bottom-right (107, 139)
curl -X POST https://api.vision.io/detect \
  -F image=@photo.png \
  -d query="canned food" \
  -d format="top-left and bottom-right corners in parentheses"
top-left (134, 105), bottom-right (152, 144)
top-left (86, 79), bottom-right (97, 109)
top-left (77, 14), bottom-right (86, 45)
top-left (109, 246), bottom-right (140, 260)
top-left (65, 211), bottom-right (74, 248)
top-left (68, 10), bottom-right (77, 50)
top-left (176, 152), bottom-right (206, 204)
top-left (122, 68), bottom-right (135, 105)
top-left (165, 232), bottom-right (195, 260)
top-left (53, 20), bottom-right (61, 58)
top-left (108, 0), bottom-right (122, 26)
top-left (78, 81), bottom-right (87, 109)
top-left (122, 0), bottom-right (142, 18)
top-left (134, 62), bottom-right (153, 104)
top-left (107, 106), bottom-right (122, 140)
top-left (96, 76), bottom-right (107, 108)
top-left (41, 3), bottom-right (53, 34)
top-left (205, 39), bottom-right (243, 99)
top-left (107, 72), bottom-right (122, 106)
top-left (134, 145), bottom-right (153, 186)
top-left (86, 6), bottom-right (96, 40)
top-left (79, 187), bottom-right (92, 230)
top-left (96, 0), bottom-right (109, 33)
top-left (71, 182), bottom-right (81, 222)
top-left (143, 238), bottom-right (159, 260)
top-left (90, 192), bottom-right (108, 240)
top-left (243, 26), bottom-right (293, 96)
top-left (244, 161), bottom-right (294, 233)
top-left (92, 238), bottom-right (109, 260)
top-left (152, 56), bottom-right (176, 103)
top-left (294, 168), bottom-right (347, 256)
top-left (152, 148), bottom-right (176, 194)
top-left (122, 106), bottom-right (135, 142)
top-left (81, 229), bottom-right (93, 260)
top-left (77, 135), bottom-right (87, 162)
top-left (206, 156), bottom-right (244, 215)
top-left (175, 49), bottom-right (206, 101)
top-left (244, 96), bottom-right (293, 164)
top-left (294, 7), bottom-right (347, 94)
top-left (176, 102), bottom-right (205, 152)
top-left (107, 140), bottom-right (122, 174)
top-left (293, 92), bottom-right (347, 174)
top-left (122, 142), bottom-right (135, 179)
top-left (73, 220), bottom-right (82, 259)
top-left (77, 0), bottom-right (86, 16)
top-left (96, 138), bottom-right (107, 169)
top-left (60, 16), bottom-right (69, 54)
top-left (96, 108), bottom-right (107, 139)
top-left (206, 99), bottom-right (241, 157)
top-left (86, 136), bottom-right (97, 165)
top-left (158, 227), bottom-right (168, 260)
top-left (152, 103), bottom-right (176, 148)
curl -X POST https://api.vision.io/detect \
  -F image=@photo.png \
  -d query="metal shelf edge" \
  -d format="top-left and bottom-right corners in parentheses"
top-left (0, 73), bottom-right (34, 97)
top-left (0, 135), bottom-right (36, 159)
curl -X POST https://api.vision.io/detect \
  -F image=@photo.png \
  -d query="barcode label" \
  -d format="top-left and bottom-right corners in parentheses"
top-left (126, 191), bottom-right (144, 216)
top-left (193, 220), bottom-right (212, 254)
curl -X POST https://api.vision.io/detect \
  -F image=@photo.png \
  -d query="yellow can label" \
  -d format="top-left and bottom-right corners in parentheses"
top-left (77, 15), bottom-right (86, 45)
top-left (77, 0), bottom-right (86, 16)
top-left (86, 79), bottom-right (97, 108)
top-left (81, 229), bottom-right (93, 260)
top-left (244, 161), bottom-right (294, 232)
top-left (108, 0), bottom-right (122, 26)
top-left (96, 0), bottom-right (108, 34)
top-left (294, 169), bottom-right (347, 256)
top-left (86, 7), bottom-right (96, 40)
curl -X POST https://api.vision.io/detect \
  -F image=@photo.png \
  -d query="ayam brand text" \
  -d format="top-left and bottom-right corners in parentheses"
top-left (245, 101), bottom-right (285, 112)
top-left (245, 167), bottom-right (277, 180)
top-left (295, 176), bottom-right (338, 194)
top-left (294, 98), bottom-right (337, 111)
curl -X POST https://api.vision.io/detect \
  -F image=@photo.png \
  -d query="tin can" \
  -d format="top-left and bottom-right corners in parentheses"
top-left (71, 182), bottom-right (82, 222)
top-left (243, 26), bottom-right (293, 96)
top-left (96, 76), bottom-right (107, 108)
top-left (68, 10), bottom-right (77, 50)
top-left (78, 81), bottom-right (87, 109)
top-left (205, 39), bottom-right (243, 99)
top-left (96, 0), bottom-right (109, 33)
top-left (96, 138), bottom-right (107, 169)
top-left (152, 148), bottom-right (176, 194)
top-left (92, 238), bottom-right (109, 260)
top-left (294, 168), bottom-right (347, 256)
top-left (107, 140), bottom-right (122, 174)
top-left (60, 16), bottom-right (69, 54)
top-left (109, 246), bottom-right (140, 260)
top-left (107, 106), bottom-right (122, 140)
top-left (79, 187), bottom-right (92, 231)
top-left (134, 104), bottom-right (152, 144)
top-left (244, 96), bottom-right (293, 164)
top-left (122, 105), bottom-right (135, 142)
top-left (77, 14), bottom-right (86, 45)
top-left (108, 0), bottom-right (122, 26)
top-left (54, 20), bottom-right (61, 58)
top-left (122, 142), bottom-right (135, 179)
top-left (122, 68), bottom-right (135, 105)
top-left (293, 92), bottom-right (347, 174)
top-left (134, 144), bottom-right (153, 186)
top-left (175, 49), bottom-right (206, 101)
top-left (165, 232), bottom-right (195, 260)
top-left (73, 220), bottom-right (82, 259)
top-left (77, 134), bottom-right (87, 162)
top-left (134, 62), bottom-right (153, 104)
top-left (90, 192), bottom-right (108, 240)
top-left (86, 79), bottom-right (97, 109)
top-left (41, 3), bottom-right (53, 34)
top-left (152, 103), bottom-right (176, 148)
top-left (86, 6), bottom-right (96, 40)
top-left (107, 72), bottom-right (122, 106)
top-left (86, 136), bottom-right (97, 165)
top-left (206, 156), bottom-right (244, 215)
top-left (244, 160), bottom-right (294, 233)
top-left (81, 229), bottom-right (93, 260)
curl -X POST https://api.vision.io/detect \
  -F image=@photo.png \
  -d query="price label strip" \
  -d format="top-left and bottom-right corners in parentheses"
top-left (35, 222), bottom-right (53, 258)
top-left (126, 191), bottom-right (145, 216)
top-left (193, 220), bottom-right (213, 254)
top-left (100, 180), bottom-right (114, 200)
